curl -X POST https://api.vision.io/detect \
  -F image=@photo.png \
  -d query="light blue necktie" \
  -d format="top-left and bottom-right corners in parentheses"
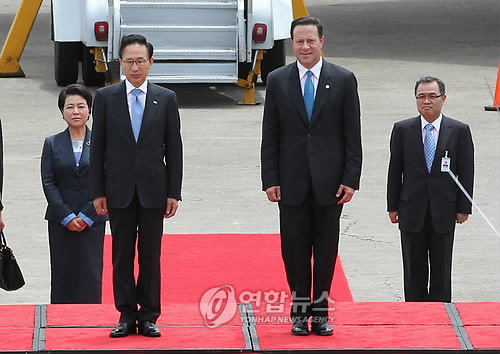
top-left (131, 88), bottom-right (144, 142)
top-left (424, 123), bottom-right (435, 172)
top-left (304, 70), bottom-right (314, 121)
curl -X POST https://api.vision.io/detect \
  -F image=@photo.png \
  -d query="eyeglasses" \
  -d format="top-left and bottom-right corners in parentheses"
top-left (416, 94), bottom-right (443, 101)
top-left (122, 59), bottom-right (149, 67)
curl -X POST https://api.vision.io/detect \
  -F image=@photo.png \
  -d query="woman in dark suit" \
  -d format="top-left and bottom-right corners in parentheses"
top-left (41, 84), bottom-right (107, 304)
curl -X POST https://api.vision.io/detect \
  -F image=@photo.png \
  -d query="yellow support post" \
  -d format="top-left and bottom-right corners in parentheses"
top-left (237, 49), bottom-right (265, 105)
top-left (0, 0), bottom-right (43, 77)
top-left (292, 0), bottom-right (310, 19)
top-left (90, 47), bottom-right (107, 73)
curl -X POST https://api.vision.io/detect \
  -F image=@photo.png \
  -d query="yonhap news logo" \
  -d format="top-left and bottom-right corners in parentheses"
top-left (200, 286), bottom-right (336, 328)
top-left (199, 285), bottom-right (238, 328)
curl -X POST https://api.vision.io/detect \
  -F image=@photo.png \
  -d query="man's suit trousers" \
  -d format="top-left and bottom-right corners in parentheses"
top-left (108, 191), bottom-right (164, 324)
top-left (279, 191), bottom-right (343, 319)
top-left (401, 209), bottom-right (455, 302)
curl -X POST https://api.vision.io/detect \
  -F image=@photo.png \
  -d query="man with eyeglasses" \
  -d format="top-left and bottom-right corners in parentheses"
top-left (387, 76), bottom-right (474, 302)
top-left (90, 34), bottom-right (183, 337)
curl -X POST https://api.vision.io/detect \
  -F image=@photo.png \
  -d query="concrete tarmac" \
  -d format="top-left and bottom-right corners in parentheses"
top-left (0, 0), bottom-right (498, 305)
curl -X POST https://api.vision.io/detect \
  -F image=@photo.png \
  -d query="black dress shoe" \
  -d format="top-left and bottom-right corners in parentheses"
top-left (110, 322), bottom-right (136, 338)
top-left (138, 320), bottom-right (161, 337)
top-left (311, 320), bottom-right (333, 336)
top-left (291, 319), bottom-right (310, 336)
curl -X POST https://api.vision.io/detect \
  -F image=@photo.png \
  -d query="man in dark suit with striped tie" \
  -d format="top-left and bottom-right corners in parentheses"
top-left (260, 16), bottom-right (362, 336)
top-left (387, 76), bottom-right (474, 302)
top-left (90, 34), bottom-right (183, 338)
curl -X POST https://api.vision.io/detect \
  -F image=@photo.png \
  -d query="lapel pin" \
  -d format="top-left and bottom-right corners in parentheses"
top-left (325, 84), bottom-right (330, 89)
top-left (86, 140), bottom-right (91, 146)
top-left (153, 100), bottom-right (158, 105)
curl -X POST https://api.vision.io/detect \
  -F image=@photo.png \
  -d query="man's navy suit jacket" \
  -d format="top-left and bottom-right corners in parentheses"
top-left (90, 81), bottom-right (183, 209)
top-left (261, 60), bottom-right (362, 206)
top-left (387, 115), bottom-right (474, 233)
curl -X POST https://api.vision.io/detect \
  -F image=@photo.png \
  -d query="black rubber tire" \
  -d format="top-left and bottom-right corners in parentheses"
top-left (82, 46), bottom-right (105, 87)
top-left (261, 40), bottom-right (286, 85)
top-left (54, 41), bottom-right (80, 86)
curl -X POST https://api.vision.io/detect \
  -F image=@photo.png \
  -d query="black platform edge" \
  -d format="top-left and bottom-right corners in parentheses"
top-left (36, 350), bottom-right (256, 354)
top-left (248, 351), bottom-right (496, 354)
top-left (245, 302), bottom-right (260, 351)
top-left (8, 350), bottom-right (229, 354)
top-left (444, 302), bottom-right (473, 350)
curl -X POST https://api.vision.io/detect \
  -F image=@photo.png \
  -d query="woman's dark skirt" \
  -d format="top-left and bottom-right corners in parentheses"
top-left (48, 221), bottom-right (105, 304)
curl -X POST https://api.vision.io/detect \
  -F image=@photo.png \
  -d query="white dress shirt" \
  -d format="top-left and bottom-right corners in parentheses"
top-left (125, 79), bottom-right (148, 120)
top-left (297, 58), bottom-right (322, 98)
top-left (420, 114), bottom-right (442, 146)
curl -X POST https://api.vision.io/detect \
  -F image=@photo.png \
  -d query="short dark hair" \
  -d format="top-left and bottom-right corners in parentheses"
top-left (58, 84), bottom-right (93, 114)
top-left (290, 16), bottom-right (323, 40)
top-left (118, 34), bottom-right (154, 59)
top-left (414, 76), bottom-right (446, 96)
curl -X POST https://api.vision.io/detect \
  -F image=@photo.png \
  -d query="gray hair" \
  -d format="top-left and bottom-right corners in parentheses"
top-left (414, 76), bottom-right (446, 96)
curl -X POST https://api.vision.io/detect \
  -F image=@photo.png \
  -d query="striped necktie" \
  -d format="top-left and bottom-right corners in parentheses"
top-left (424, 123), bottom-right (435, 172)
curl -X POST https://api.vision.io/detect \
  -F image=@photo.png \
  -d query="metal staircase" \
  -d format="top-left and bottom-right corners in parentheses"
top-left (110, 0), bottom-right (243, 83)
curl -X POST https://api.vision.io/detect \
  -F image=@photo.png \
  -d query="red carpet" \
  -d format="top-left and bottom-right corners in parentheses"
top-left (465, 326), bottom-right (500, 349)
top-left (0, 328), bottom-right (34, 352)
top-left (44, 326), bottom-right (247, 351)
top-left (1, 234), bottom-right (499, 352)
top-left (102, 233), bottom-right (353, 307)
top-left (251, 302), bottom-right (493, 350)
top-left (332, 302), bottom-right (452, 325)
top-left (46, 303), bottom-right (243, 327)
top-left (251, 301), bottom-right (453, 326)
top-left (44, 302), bottom-right (248, 351)
top-left (456, 302), bottom-right (500, 349)
top-left (3, 301), bottom-right (500, 352)
top-left (0, 305), bottom-right (36, 352)
top-left (455, 302), bottom-right (500, 325)
top-left (255, 325), bottom-right (461, 350)
top-left (0, 304), bottom-right (35, 327)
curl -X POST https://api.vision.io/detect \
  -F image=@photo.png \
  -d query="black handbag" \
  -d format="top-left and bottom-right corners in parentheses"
top-left (0, 231), bottom-right (25, 291)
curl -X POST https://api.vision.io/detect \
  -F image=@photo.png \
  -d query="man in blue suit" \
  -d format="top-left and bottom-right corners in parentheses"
top-left (90, 34), bottom-right (183, 338)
